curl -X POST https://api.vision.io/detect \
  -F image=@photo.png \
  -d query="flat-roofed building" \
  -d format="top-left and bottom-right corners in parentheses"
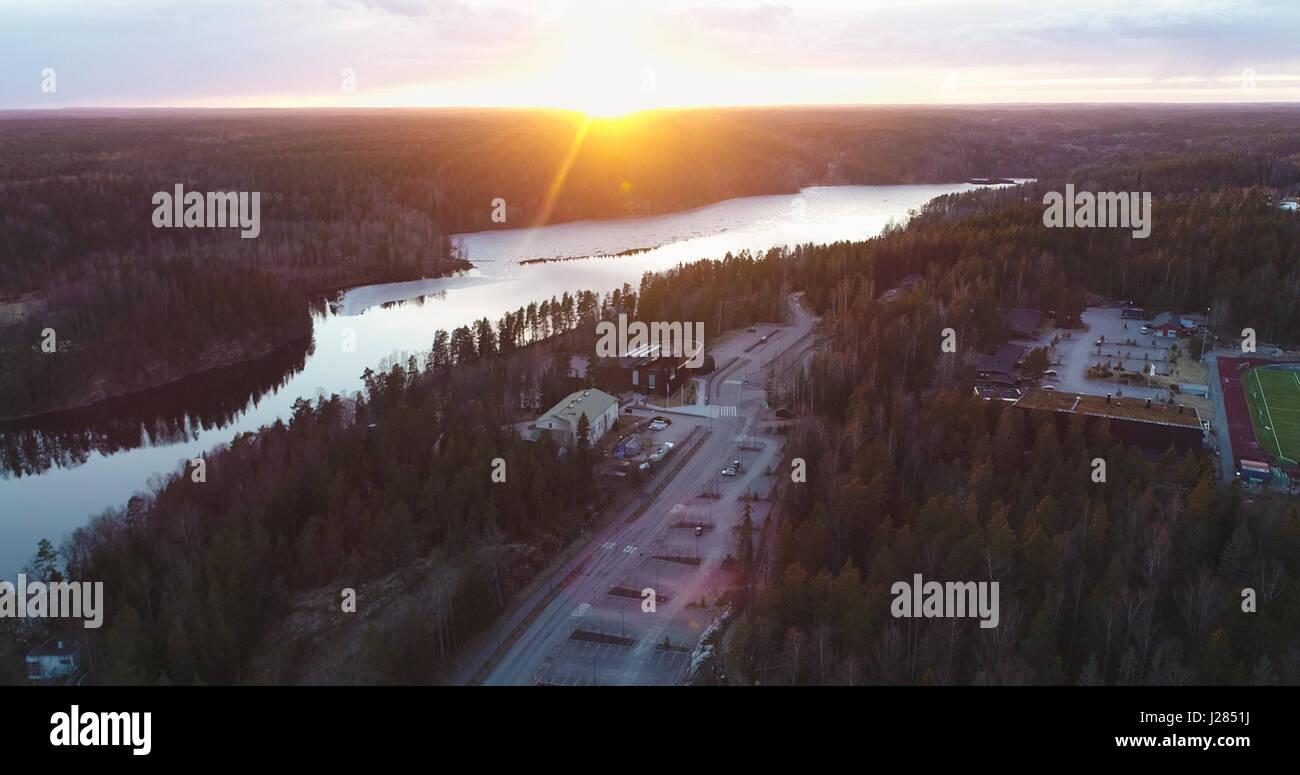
top-left (1013, 388), bottom-right (1203, 455)
top-left (974, 386), bottom-right (1023, 402)
top-left (1238, 459), bottom-right (1271, 482)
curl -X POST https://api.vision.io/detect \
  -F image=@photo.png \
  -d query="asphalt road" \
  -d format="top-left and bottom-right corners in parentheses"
top-left (1206, 351), bottom-right (1237, 482)
top-left (453, 294), bottom-right (815, 685)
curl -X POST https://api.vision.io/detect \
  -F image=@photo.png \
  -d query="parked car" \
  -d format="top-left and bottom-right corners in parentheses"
top-left (1042, 385), bottom-right (1056, 391)
top-left (1043, 369), bottom-right (1058, 377)
top-left (721, 467), bottom-right (737, 477)
top-left (648, 442), bottom-right (674, 462)
top-left (1140, 325), bottom-right (1151, 334)
top-left (648, 420), bottom-right (667, 431)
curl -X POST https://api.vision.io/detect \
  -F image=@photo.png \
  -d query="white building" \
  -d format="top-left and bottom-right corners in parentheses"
top-left (531, 389), bottom-right (619, 449)
top-left (26, 638), bottom-right (82, 684)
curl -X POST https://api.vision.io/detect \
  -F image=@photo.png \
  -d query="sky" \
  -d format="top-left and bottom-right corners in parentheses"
top-left (3, 0), bottom-right (1299, 111)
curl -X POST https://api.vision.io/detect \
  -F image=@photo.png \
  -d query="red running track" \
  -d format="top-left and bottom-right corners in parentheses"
top-left (1217, 355), bottom-right (1299, 472)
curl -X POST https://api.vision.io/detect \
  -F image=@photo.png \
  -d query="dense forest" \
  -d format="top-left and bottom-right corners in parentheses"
top-left (733, 387), bottom-right (1299, 685)
top-left (0, 258), bottom-right (312, 419)
top-left (721, 190), bottom-right (1300, 685)
top-left (817, 185), bottom-right (1300, 352)
top-left (0, 330), bottom-right (311, 476)
top-left (4, 108), bottom-right (1300, 685)
top-left (5, 105), bottom-right (1299, 292)
top-left (4, 105), bottom-right (1299, 418)
top-left (6, 170), bottom-right (1298, 683)
top-left (0, 255), bottom-right (787, 685)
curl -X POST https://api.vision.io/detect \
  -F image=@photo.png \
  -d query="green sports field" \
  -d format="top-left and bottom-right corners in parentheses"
top-left (1244, 367), bottom-right (1300, 465)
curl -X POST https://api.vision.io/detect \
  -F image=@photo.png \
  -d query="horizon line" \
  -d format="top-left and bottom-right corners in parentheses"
top-left (4, 100), bottom-right (1300, 115)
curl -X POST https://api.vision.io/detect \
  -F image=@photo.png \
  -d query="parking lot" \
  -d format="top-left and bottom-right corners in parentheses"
top-left (608, 411), bottom-right (697, 472)
top-left (1026, 307), bottom-right (1176, 402)
top-left (535, 638), bottom-right (691, 686)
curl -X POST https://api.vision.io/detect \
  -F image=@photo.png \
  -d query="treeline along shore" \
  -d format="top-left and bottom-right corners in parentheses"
top-left (4, 126), bottom-right (1300, 683)
top-left (3, 105), bottom-right (1299, 419)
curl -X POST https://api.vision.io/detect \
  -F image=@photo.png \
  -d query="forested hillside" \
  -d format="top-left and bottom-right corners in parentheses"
top-left (3, 105), bottom-right (1299, 419)
top-left (0, 258), bottom-right (311, 419)
top-left (725, 189), bottom-right (1300, 685)
top-left (4, 108), bottom-right (1300, 685)
top-left (0, 255), bottom-right (788, 685)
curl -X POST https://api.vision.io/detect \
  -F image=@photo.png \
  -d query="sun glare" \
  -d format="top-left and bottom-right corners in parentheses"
top-left (547, 11), bottom-right (662, 118)
top-left (582, 101), bottom-right (641, 120)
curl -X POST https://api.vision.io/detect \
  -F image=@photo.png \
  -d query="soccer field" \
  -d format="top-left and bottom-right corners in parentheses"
top-left (1244, 367), bottom-right (1300, 464)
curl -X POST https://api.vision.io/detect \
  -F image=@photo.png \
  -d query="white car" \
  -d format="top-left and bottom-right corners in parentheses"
top-left (648, 420), bottom-right (667, 431)
top-left (721, 467), bottom-right (737, 477)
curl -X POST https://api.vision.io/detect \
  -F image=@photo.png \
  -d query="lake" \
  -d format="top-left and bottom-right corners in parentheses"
top-left (0, 182), bottom-right (1018, 576)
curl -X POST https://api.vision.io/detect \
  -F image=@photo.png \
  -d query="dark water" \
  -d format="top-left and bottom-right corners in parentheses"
top-left (0, 182), bottom-right (1018, 575)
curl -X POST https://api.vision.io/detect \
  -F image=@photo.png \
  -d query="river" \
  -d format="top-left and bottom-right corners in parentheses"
top-left (0, 182), bottom-right (1019, 576)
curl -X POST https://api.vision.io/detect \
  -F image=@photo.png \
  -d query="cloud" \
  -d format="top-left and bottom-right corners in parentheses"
top-left (1, 0), bottom-right (1297, 108)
